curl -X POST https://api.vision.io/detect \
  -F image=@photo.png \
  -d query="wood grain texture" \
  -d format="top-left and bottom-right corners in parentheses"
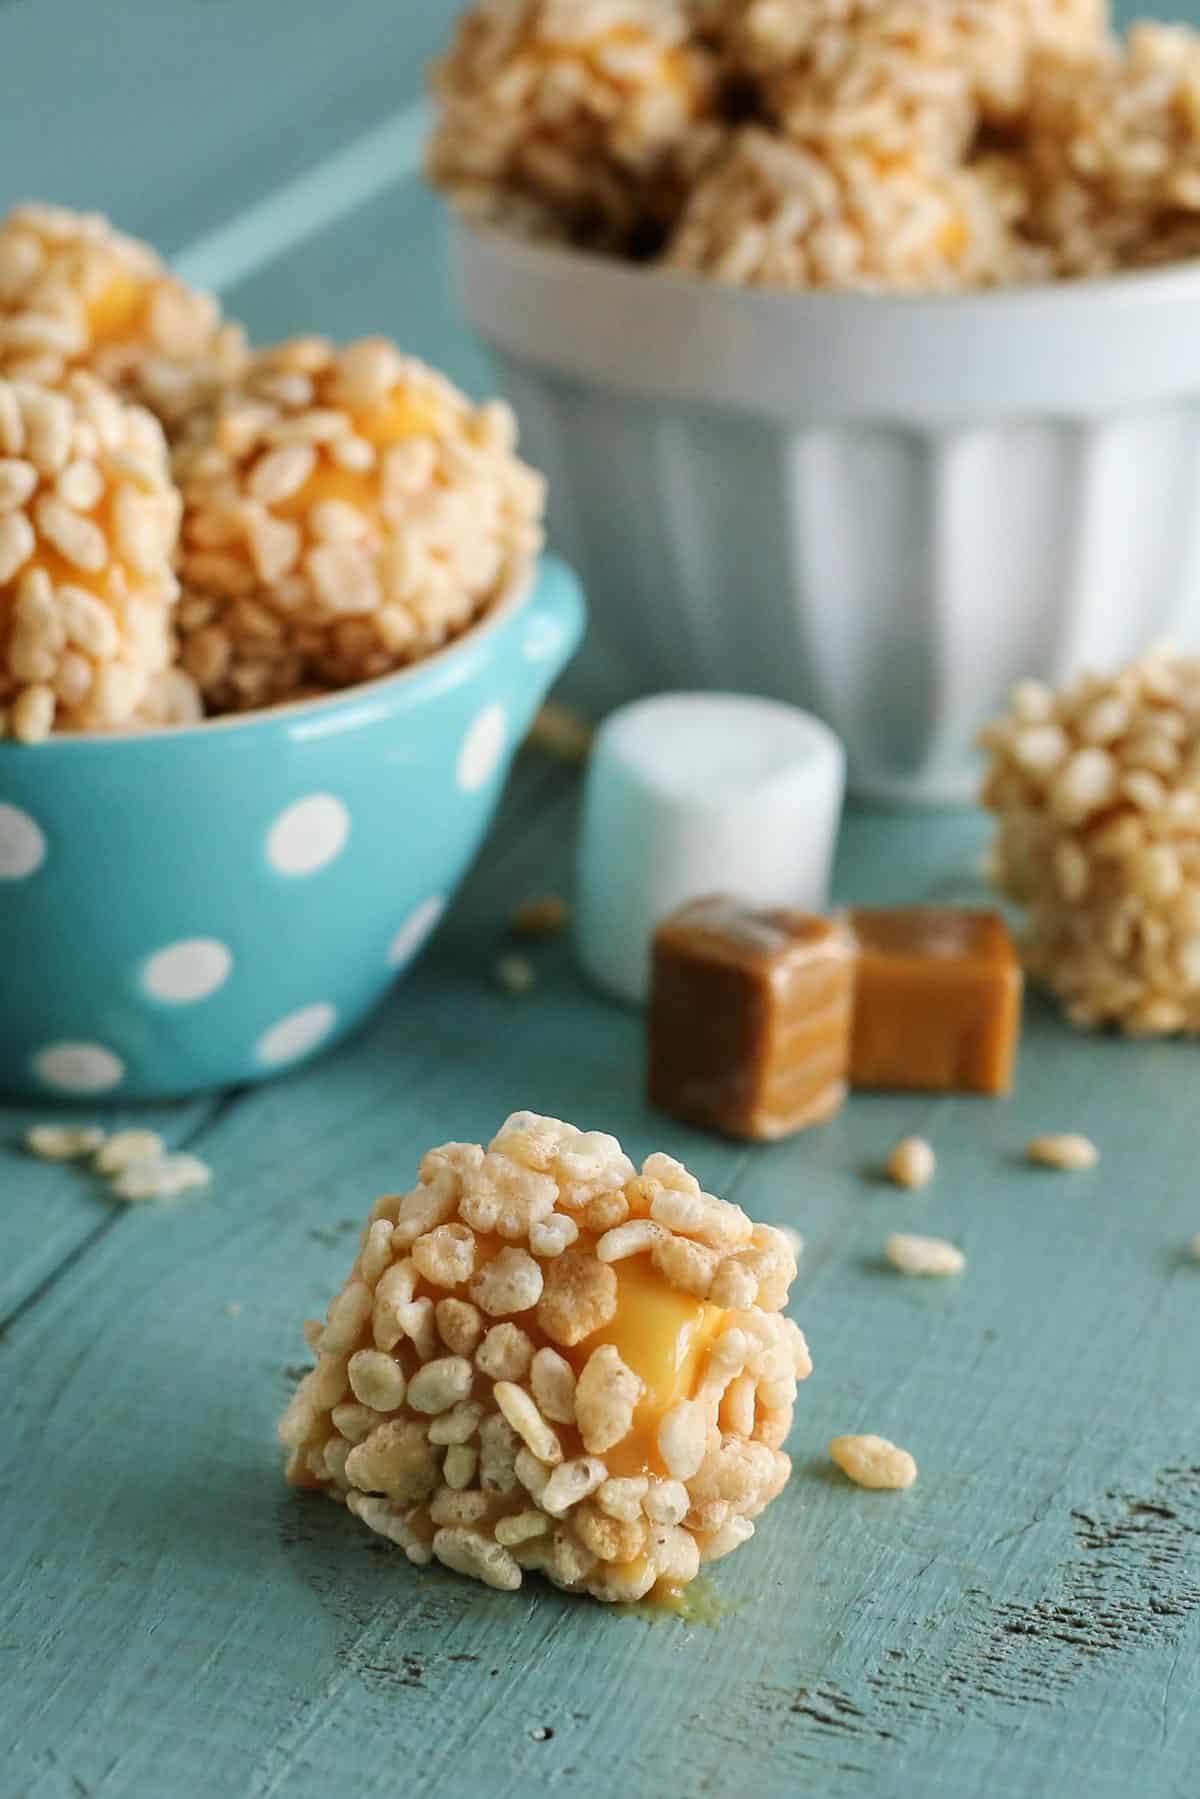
top-left (1, 4), bottom-right (1199, 1794)
top-left (2, 791), bottom-right (1198, 1799)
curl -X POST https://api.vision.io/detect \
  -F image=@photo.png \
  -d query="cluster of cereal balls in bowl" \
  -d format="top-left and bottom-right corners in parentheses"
top-left (0, 203), bottom-right (583, 1102)
top-left (429, 0), bottom-right (1200, 289)
top-left (431, 1), bottom-right (1200, 806)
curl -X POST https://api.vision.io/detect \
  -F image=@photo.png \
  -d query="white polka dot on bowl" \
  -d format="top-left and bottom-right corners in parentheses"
top-left (33, 1040), bottom-right (125, 1094)
top-left (457, 704), bottom-right (508, 793)
top-left (387, 894), bottom-right (446, 970)
top-left (0, 802), bottom-right (46, 880)
top-left (256, 1002), bottom-right (338, 1068)
top-left (267, 793), bottom-right (351, 877)
top-left (142, 938), bottom-right (233, 1004)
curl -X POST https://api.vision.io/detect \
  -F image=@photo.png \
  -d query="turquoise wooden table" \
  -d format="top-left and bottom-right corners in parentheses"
top-left (2, 6), bottom-right (1199, 1796)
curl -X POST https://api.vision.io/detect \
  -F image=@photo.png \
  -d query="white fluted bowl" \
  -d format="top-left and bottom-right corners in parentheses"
top-left (453, 221), bottom-right (1200, 804)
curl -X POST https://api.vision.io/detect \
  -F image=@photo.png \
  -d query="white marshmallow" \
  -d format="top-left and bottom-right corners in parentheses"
top-left (575, 693), bottom-right (845, 1004)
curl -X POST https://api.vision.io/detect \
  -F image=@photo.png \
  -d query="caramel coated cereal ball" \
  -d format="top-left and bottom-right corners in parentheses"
top-left (0, 203), bottom-right (246, 435)
top-left (280, 1113), bottom-right (809, 1603)
top-left (981, 648), bottom-right (1200, 1034)
top-left (428, 0), bottom-right (721, 252)
top-left (663, 125), bottom-right (1032, 290)
top-left (0, 371), bottom-right (185, 742)
top-left (173, 338), bottom-right (546, 713)
top-left (724, 0), bottom-right (1106, 143)
top-left (1026, 23), bottom-right (1200, 276)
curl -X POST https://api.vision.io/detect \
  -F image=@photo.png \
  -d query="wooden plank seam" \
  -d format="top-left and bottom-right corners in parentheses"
top-left (173, 98), bottom-right (433, 297)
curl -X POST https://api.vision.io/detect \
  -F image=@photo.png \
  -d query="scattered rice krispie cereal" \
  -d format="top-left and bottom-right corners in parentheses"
top-left (662, 126), bottom-right (1033, 289)
top-left (829, 1432), bottom-right (917, 1489)
top-left (428, 0), bottom-right (721, 254)
top-left (25, 1123), bottom-right (106, 1160)
top-left (94, 1129), bottom-right (167, 1175)
top-left (886, 1135), bottom-right (936, 1190)
top-left (1026, 1132), bottom-right (1099, 1171)
top-left (495, 952), bottom-right (538, 995)
top-left (280, 1112), bottom-right (807, 1603)
top-left (0, 371), bottom-right (184, 741)
top-left (981, 648), bottom-right (1200, 1033)
top-left (1026, 24), bottom-right (1200, 275)
top-left (172, 338), bottom-right (545, 712)
top-left (885, 1231), bottom-right (964, 1276)
top-left (110, 1151), bottom-right (211, 1203)
top-left (0, 203), bottom-right (245, 434)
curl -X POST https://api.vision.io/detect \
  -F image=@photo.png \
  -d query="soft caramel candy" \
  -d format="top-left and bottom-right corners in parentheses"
top-left (850, 908), bottom-right (1022, 1094)
top-left (647, 897), bottom-right (855, 1141)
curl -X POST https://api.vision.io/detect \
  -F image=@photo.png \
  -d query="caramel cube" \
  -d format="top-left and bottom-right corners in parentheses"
top-left (647, 897), bottom-right (855, 1141)
top-left (850, 908), bottom-right (1022, 1094)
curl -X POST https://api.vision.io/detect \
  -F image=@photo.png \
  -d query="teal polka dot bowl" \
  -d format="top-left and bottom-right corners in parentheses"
top-left (0, 555), bottom-right (585, 1101)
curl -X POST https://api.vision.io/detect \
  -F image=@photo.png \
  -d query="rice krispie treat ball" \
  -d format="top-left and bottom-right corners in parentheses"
top-left (0, 371), bottom-right (185, 742)
top-left (280, 1113), bottom-right (807, 1602)
top-left (981, 648), bottom-right (1200, 1034)
top-left (428, 0), bottom-right (721, 252)
top-left (663, 126), bottom-right (1034, 288)
top-left (173, 338), bottom-right (546, 713)
top-left (723, 0), bottom-right (1107, 140)
top-left (0, 203), bottom-right (246, 435)
top-left (1026, 24), bottom-right (1200, 275)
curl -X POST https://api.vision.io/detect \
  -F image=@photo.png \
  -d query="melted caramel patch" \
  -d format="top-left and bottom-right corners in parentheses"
top-left (583, 1256), bottom-right (722, 1479)
top-left (273, 387), bottom-right (447, 531)
top-left (355, 390), bottom-right (445, 448)
top-left (86, 267), bottom-right (150, 346)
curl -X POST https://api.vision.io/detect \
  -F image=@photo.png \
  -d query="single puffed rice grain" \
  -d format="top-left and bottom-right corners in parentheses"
top-left (885, 1232), bottom-right (965, 1277)
top-left (475, 1322), bottom-right (535, 1382)
top-left (541, 1456), bottom-right (608, 1517)
top-left (433, 1527), bottom-right (522, 1591)
top-left (494, 1380), bottom-right (563, 1464)
top-left (495, 953), bottom-right (536, 996)
top-left (887, 1136), bottom-right (936, 1190)
top-left (406, 1356), bottom-right (474, 1415)
top-left (470, 1246), bottom-right (545, 1316)
top-left (1026, 1133), bottom-right (1099, 1171)
top-left (658, 1399), bottom-right (709, 1482)
top-left (829, 1434), bottom-right (918, 1491)
top-left (530, 1346), bottom-right (577, 1423)
top-left (575, 1345), bottom-right (644, 1455)
top-left (347, 1349), bottom-right (407, 1412)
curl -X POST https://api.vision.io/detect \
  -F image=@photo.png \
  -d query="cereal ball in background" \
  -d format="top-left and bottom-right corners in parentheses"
top-left (428, 0), bottom-right (722, 253)
top-left (732, 1), bottom-right (979, 168)
top-left (980, 649), bottom-right (1200, 1035)
top-left (173, 338), bottom-right (546, 713)
top-left (0, 372), bottom-right (186, 742)
top-left (723, 0), bottom-right (1107, 140)
top-left (280, 1113), bottom-right (807, 1603)
top-left (663, 126), bottom-right (1034, 289)
top-left (1025, 24), bottom-right (1200, 276)
top-left (0, 203), bottom-right (246, 436)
